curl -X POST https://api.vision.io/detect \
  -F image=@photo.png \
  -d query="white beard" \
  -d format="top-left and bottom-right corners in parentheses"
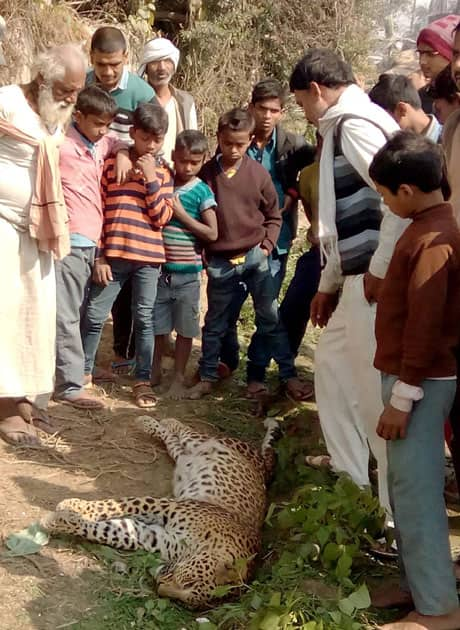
top-left (37, 85), bottom-right (73, 132)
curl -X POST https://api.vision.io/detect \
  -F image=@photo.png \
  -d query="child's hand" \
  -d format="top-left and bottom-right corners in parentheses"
top-left (172, 195), bottom-right (187, 218)
top-left (115, 150), bottom-right (133, 185)
top-left (136, 154), bottom-right (158, 182)
top-left (93, 258), bottom-right (113, 286)
top-left (376, 405), bottom-right (410, 440)
top-left (363, 271), bottom-right (383, 304)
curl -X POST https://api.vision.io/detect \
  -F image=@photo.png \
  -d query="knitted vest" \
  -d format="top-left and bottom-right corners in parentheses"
top-left (334, 115), bottom-right (390, 276)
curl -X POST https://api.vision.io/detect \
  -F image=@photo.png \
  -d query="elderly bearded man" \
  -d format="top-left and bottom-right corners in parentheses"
top-left (0, 44), bottom-right (86, 446)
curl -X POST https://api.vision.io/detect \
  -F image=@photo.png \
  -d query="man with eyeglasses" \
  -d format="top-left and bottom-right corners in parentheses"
top-left (416, 14), bottom-right (459, 113)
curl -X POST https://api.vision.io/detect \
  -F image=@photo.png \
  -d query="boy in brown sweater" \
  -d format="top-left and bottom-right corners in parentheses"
top-left (369, 131), bottom-right (460, 630)
top-left (190, 108), bottom-right (297, 398)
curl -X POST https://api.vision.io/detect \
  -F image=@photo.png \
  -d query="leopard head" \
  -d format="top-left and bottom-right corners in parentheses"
top-left (156, 551), bottom-right (243, 608)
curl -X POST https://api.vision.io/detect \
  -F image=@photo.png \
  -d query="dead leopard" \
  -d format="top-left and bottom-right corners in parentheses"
top-left (41, 416), bottom-right (279, 608)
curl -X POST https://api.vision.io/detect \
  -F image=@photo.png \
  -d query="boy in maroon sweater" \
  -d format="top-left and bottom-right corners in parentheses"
top-left (369, 131), bottom-right (460, 630)
top-left (189, 108), bottom-right (294, 398)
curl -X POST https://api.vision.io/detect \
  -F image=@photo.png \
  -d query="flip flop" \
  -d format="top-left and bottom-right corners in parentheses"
top-left (133, 382), bottom-right (157, 409)
top-left (56, 394), bottom-right (105, 410)
top-left (284, 379), bottom-right (314, 402)
top-left (246, 383), bottom-right (269, 400)
top-left (0, 416), bottom-right (41, 447)
top-left (15, 400), bottom-right (56, 435)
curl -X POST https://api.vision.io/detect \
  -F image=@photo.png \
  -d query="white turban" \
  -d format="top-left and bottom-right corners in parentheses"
top-left (138, 38), bottom-right (180, 77)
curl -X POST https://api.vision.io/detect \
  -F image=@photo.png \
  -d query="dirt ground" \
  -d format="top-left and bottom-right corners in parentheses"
top-left (2, 291), bottom-right (460, 630)
top-left (0, 313), bottom-right (316, 630)
top-left (0, 319), bottom-right (215, 630)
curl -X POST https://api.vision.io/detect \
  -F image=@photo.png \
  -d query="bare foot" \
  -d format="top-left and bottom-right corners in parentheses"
top-left (15, 399), bottom-right (56, 434)
top-left (371, 583), bottom-right (413, 609)
top-left (378, 608), bottom-right (460, 629)
top-left (0, 416), bottom-right (41, 447)
top-left (187, 381), bottom-right (213, 400)
top-left (165, 380), bottom-right (187, 400)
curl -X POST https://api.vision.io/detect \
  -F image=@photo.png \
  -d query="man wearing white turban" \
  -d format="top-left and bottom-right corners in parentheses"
top-left (139, 37), bottom-right (198, 163)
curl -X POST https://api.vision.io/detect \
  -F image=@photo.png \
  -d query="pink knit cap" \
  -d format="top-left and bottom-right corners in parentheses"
top-left (417, 14), bottom-right (460, 61)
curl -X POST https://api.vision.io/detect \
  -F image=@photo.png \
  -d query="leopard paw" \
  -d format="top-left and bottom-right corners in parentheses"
top-left (136, 415), bottom-right (160, 436)
top-left (40, 509), bottom-right (82, 533)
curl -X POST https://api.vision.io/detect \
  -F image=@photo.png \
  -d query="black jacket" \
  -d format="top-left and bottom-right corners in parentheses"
top-left (274, 125), bottom-right (315, 239)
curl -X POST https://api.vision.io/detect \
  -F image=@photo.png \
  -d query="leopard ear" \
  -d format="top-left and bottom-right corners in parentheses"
top-left (214, 561), bottom-right (239, 585)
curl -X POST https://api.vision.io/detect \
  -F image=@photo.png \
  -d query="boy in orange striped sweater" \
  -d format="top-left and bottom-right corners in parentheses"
top-left (82, 103), bottom-right (173, 408)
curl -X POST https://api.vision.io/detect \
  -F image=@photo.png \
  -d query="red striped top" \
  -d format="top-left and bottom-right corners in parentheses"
top-left (99, 156), bottom-right (174, 264)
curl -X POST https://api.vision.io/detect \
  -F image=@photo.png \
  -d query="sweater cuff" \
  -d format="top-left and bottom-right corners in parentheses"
top-left (390, 380), bottom-right (424, 412)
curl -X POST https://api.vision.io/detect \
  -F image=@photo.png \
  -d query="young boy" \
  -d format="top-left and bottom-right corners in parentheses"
top-left (219, 79), bottom-right (314, 401)
top-left (151, 130), bottom-right (217, 399)
top-left (55, 86), bottom-right (119, 410)
top-left (189, 108), bottom-right (288, 399)
top-left (87, 26), bottom-right (156, 374)
top-left (82, 103), bottom-right (173, 408)
top-left (369, 131), bottom-right (460, 630)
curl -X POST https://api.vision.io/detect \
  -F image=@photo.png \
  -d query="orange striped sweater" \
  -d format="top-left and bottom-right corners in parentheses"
top-left (99, 156), bottom-right (174, 264)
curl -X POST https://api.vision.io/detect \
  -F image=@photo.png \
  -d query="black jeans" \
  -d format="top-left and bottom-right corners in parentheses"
top-left (111, 278), bottom-right (135, 360)
top-left (279, 246), bottom-right (321, 356)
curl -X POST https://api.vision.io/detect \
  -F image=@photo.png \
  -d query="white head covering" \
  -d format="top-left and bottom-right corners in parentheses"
top-left (138, 38), bottom-right (180, 77)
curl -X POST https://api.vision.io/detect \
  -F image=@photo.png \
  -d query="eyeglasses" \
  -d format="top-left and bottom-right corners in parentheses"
top-left (416, 49), bottom-right (441, 58)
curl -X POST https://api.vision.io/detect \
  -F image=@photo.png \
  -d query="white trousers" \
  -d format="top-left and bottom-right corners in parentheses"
top-left (0, 218), bottom-right (55, 406)
top-left (314, 274), bottom-right (391, 517)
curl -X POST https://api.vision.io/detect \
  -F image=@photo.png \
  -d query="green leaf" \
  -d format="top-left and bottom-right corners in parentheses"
top-left (265, 502), bottom-right (277, 526)
top-left (5, 522), bottom-right (49, 556)
top-left (250, 593), bottom-right (263, 610)
top-left (211, 584), bottom-right (237, 598)
top-left (335, 553), bottom-right (353, 579)
top-left (268, 592), bottom-right (281, 608)
top-left (346, 584), bottom-right (371, 610)
top-left (322, 542), bottom-right (341, 564)
top-left (259, 610), bottom-right (281, 630)
top-left (338, 596), bottom-right (355, 616)
top-left (316, 526), bottom-right (330, 549)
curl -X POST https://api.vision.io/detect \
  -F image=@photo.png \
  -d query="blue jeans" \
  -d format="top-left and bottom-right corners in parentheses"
top-left (382, 373), bottom-right (458, 615)
top-left (55, 246), bottom-right (95, 398)
top-left (218, 250), bottom-right (295, 379)
top-left (200, 246), bottom-right (296, 383)
top-left (83, 259), bottom-right (160, 381)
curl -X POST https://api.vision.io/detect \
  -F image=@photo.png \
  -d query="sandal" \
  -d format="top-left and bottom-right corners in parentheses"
top-left (15, 399), bottom-right (56, 435)
top-left (305, 454), bottom-right (332, 469)
top-left (246, 383), bottom-right (269, 400)
top-left (133, 382), bottom-right (157, 409)
top-left (111, 359), bottom-right (135, 375)
top-left (56, 393), bottom-right (105, 410)
top-left (0, 416), bottom-right (41, 447)
top-left (284, 378), bottom-right (314, 402)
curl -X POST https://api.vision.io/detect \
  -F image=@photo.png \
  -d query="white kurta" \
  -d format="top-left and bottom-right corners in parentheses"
top-left (0, 85), bottom-right (56, 403)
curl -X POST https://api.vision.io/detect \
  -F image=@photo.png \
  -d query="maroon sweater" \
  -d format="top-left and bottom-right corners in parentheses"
top-left (200, 155), bottom-right (281, 258)
top-left (375, 203), bottom-right (460, 385)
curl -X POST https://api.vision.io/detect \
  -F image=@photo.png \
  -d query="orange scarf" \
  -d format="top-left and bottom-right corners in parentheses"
top-left (0, 116), bottom-right (70, 259)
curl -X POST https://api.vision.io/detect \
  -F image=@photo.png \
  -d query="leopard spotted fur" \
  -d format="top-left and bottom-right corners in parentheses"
top-left (41, 416), bottom-right (278, 607)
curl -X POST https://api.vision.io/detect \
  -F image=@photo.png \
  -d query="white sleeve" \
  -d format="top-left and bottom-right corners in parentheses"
top-left (318, 255), bottom-right (343, 293)
top-left (368, 208), bottom-right (410, 278)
